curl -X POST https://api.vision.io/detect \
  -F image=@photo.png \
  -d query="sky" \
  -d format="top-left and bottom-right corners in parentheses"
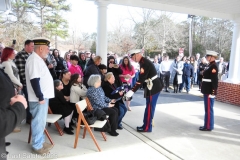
top-left (65, 0), bottom-right (188, 34)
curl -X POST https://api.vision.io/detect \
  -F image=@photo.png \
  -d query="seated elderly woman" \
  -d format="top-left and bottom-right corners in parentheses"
top-left (86, 74), bottom-right (119, 136)
top-left (49, 80), bottom-right (74, 135)
top-left (102, 72), bottom-right (127, 130)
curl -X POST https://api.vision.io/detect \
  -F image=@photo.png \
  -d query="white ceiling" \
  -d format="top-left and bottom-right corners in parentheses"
top-left (94, 0), bottom-right (240, 21)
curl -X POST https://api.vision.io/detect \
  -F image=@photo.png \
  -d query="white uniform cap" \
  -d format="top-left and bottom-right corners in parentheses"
top-left (206, 50), bottom-right (218, 57)
top-left (129, 49), bottom-right (142, 57)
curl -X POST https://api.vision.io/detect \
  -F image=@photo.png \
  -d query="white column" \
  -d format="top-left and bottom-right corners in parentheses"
top-left (95, 1), bottom-right (108, 65)
top-left (224, 20), bottom-right (240, 84)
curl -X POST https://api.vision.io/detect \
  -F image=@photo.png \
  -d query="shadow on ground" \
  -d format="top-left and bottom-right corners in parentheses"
top-left (131, 89), bottom-right (203, 106)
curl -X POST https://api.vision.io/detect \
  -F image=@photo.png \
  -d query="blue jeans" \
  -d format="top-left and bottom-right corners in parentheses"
top-left (179, 76), bottom-right (191, 92)
top-left (29, 99), bottom-right (49, 150)
top-left (132, 71), bottom-right (139, 87)
top-left (118, 102), bottom-right (127, 127)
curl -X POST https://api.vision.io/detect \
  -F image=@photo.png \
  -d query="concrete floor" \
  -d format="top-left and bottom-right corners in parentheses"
top-left (5, 86), bottom-right (240, 160)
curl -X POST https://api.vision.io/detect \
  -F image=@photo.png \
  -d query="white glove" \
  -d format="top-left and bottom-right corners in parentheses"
top-left (126, 90), bottom-right (134, 97)
top-left (209, 95), bottom-right (215, 98)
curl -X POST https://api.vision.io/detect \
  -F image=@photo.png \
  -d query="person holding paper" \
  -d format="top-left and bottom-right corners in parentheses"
top-left (102, 72), bottom-right (127, 130)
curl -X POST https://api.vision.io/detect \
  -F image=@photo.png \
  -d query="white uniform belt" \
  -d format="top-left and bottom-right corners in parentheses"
top-left (151, 75), bottom-right (158, 81)
top-left (202, 79), bottom-right (211, 82)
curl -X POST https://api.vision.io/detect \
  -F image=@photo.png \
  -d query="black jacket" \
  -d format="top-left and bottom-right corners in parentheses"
top-left (107, 67), bottom-right (123, 87)
top-left (0, 69), bottom-right (15, 109)
top-left (0, 102), bottom-right (26, 160)
top-left (132, 57), bottom-right (162, 97)
top-left (49, 89), bottom-right (73, 118)
top-left (102, 81), bottom-right (123, 111)
top-left (83, 63), bottom-right (104, 88)
top-left (201, 61), bottom-right (218, 95)
top-left (198, 63), bottom-right (207, 81)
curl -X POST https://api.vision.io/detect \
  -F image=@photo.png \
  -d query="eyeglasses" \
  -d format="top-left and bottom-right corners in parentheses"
top-left (109, 61), bottom-right (114, 63)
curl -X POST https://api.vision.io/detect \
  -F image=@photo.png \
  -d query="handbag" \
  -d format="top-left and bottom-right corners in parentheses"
top-left (178, 70), bottom-right (183, 75)
top-left (94, 108), bottom-right (107, 121)
top-left (82, 109), bottom-right (97, 125)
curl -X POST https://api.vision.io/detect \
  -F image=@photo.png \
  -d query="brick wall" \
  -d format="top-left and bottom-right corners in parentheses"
top-left (216, 82), bottom-right (240, 106)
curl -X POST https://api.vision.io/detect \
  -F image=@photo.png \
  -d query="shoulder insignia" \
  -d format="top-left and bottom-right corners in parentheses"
top-left (212, 69), bottom-right (216, 73)
top-left (140, 68), bottom-right (144, 74)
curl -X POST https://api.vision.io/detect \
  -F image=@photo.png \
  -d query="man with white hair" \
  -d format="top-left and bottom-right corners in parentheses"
top-left (25, 38), bottom-right (54, 155)
top-left (216, 57), bottom-right (226, 80)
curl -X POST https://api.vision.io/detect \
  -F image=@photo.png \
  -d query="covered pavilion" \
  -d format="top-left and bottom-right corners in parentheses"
top-left (1, 0), bottom-right (240, 105)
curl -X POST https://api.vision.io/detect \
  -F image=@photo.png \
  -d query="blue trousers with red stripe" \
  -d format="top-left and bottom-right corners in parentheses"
top-left (142, 92), bottom-right (160, 132)
top-left (203, 94), bottom-right (215, 130)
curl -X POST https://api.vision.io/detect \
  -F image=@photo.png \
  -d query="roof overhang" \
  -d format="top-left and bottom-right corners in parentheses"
top-left (93, 0), bottom-right (240, 21)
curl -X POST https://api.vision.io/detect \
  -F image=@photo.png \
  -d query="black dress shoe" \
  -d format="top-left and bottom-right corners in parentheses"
top-left (63, 127), bottom-right (74, 135)
top-left (5, 142), bottom-right (11, 146)
top-left (108, 131), bottom-right (119, 136)
top-left (136, 126), bottom-right (143, 130)
top-left (6, 151), bottom-right (9, 155)
top-left (165, 90), bottom-right (170, 93)
top-left (199, 127), bottom-right (212, 131)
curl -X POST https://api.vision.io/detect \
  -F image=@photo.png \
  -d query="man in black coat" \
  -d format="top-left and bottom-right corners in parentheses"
top-left (0, 95), bottom-right (27, 160)
top-left (126, 49), bottom-right (162, 132)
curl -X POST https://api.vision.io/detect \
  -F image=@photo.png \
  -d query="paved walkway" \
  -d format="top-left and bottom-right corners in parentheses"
top-left (5, 86), bottom-right (240, 160)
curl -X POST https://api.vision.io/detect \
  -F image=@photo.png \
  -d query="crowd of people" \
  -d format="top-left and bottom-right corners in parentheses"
top-left (0, 39), bottom-right (141, 157)
top-left (153, 53), bottom-right (228, 94)
top-left (0, 38), bottom-right (227, 158)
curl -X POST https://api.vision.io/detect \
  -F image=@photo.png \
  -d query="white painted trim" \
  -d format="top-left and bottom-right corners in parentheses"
top-left (92, 0), bottom-right (235, 20)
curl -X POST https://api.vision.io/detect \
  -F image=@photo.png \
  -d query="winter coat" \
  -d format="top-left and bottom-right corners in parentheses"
top-left (170, 60), bottom-right (183, 84)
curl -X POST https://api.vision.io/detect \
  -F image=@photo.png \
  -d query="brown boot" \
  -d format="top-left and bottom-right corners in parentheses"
top-left (32, 147), bottom-right (49, 155)
top-left (43, 142), bottom-right (53, 150)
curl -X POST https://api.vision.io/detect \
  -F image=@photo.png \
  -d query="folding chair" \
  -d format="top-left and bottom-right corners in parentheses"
top-left (28, 113), bottom-right (62, 145)
top-left (74, 99), bottom-right (107, 151)
top-left (48, 107), bottom-right (64, 136)
top-left (85, 98), bottom-right (107, 140)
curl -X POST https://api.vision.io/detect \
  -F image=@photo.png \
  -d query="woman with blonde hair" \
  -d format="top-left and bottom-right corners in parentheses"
top-left (64, 52), bottom-right (71, 68)
top-left (102, 72), bottom-right (127, 129)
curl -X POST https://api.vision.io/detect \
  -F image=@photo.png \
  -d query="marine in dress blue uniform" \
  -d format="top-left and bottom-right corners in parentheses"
top-left (126, 49), bottom-right (162, 132)
top-left (199, 50), bottom-right (218, 131)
